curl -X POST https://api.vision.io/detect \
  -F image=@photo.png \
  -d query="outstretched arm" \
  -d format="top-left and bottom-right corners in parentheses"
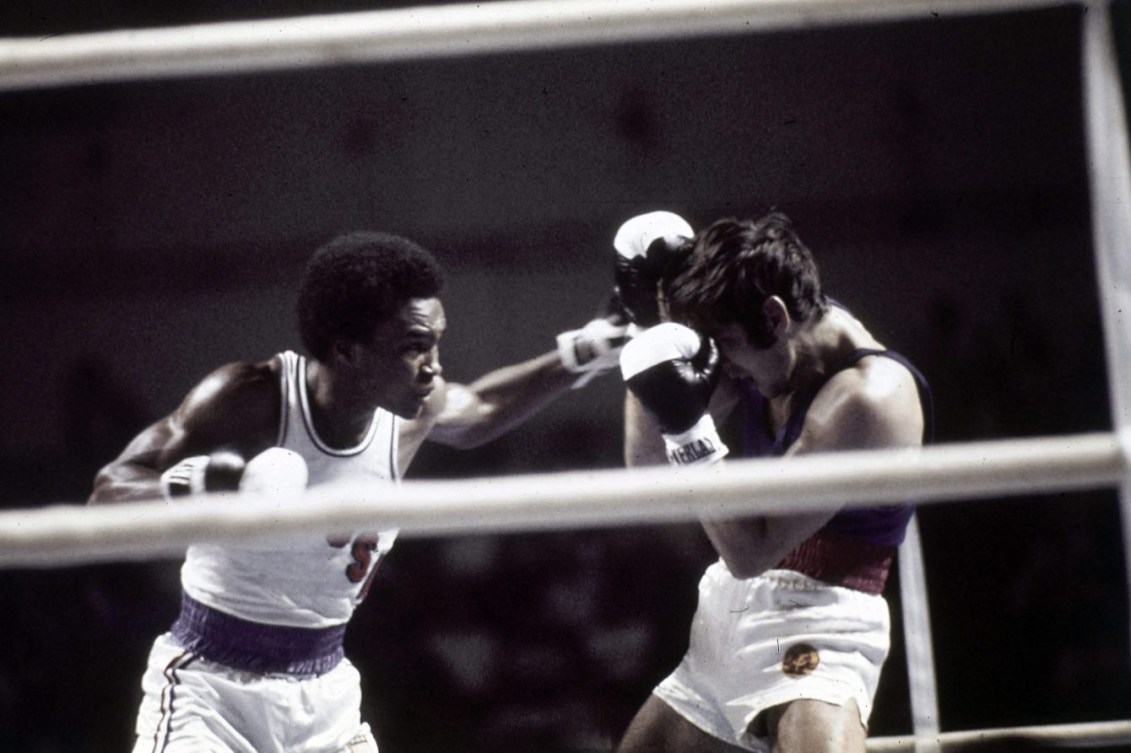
top-left (395, 303), bottom-right (629, 472)
top-left (87, 360), bottom-right (281, 505)
top-left (425, 350), bottom-right (581, 450)
top-left (402, 209), bottom-right (696, 469)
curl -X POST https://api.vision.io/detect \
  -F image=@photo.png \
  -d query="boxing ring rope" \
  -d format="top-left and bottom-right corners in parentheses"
top-left (1083, 0), bottom-right (1131, 666)
top-left (3, 0), bottom-right (1131, 749)
top-left (868, 720), bottom-right (1131, 752)
top-left (897, 519), bottom-right (941, 753)
top-left (0, 433), bottom-right (1127, 751)
top-left (0, 432), bottom-right (1124, 567)
top-left (0, 0), bottom-right (1074, 93)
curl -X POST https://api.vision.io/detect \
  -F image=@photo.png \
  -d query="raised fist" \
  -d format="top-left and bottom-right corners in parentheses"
top-left (613, 211), bottom-right (694, 328)
top-left (621, 322), bottom-right (728, 466)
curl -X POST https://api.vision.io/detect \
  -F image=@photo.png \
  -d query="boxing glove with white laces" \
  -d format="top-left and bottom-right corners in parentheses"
top-left (613, 211), bottom-right (694, 329)
top-left (620, 322), bottom-right (728, 466)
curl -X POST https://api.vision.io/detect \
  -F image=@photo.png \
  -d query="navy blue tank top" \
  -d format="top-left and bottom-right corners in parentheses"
top-left (736, 348), bottom-right (934, 548)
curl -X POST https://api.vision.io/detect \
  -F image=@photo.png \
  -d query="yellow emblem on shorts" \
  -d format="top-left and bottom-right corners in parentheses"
top-left (781, 643), bottom-right (820, 677)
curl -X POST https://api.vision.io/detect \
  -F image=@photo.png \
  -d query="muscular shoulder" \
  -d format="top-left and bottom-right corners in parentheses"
top-left (183, 359), bottom-right (277, 404)
top-left (797, 355), bottom-right (923, 453)
top-left (175, 358), bottom-right (283, 454)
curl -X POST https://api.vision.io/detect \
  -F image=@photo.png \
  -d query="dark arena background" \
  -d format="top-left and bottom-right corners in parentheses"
top-left (1, 1), bottom-right (1130, 751)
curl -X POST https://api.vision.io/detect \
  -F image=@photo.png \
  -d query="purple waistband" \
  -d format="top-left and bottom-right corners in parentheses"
top-left (171, 592), bottom-right (347, 676)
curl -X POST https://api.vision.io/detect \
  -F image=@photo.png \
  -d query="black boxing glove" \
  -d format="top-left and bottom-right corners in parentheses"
top-left (620, 322), bottom-right (729, 466)
top-left (613, 211), bottom-right (694, 329)
top-left (160, 450), bottom-right (246, 498)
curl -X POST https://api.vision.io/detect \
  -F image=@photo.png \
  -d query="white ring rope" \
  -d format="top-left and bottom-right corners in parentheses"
top-left (868, 720), bottom-right (1131, 751)
top-left (1082, 0), bottom-right (1131, 664)
top-left (0, 0), bottom-right (1073, 92)
top-left (898, 515), bottom-right (942, 753)
top-left (0, 432), bottom-right (1122, 568)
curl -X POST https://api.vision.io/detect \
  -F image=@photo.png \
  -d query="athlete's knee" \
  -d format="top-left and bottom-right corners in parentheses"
top-left (617, 695), bottom-right (696, 753)
top-left (619, 695), bottom-right (744, 753)
top-left (758, 698), bottom-right (866, 753)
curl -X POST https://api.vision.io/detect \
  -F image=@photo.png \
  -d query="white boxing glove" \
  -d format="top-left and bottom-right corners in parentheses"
top-left (613, 211), bottom-right (695, 261)
top-left (239, 447), bottom-right (309, 497)
top-left (613, 211), bottom-right (694, 329)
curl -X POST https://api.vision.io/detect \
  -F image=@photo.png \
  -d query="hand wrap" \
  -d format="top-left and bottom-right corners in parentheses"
top-left (160, 456), bottom-right (212, 498)
top-left (159, 450), bottom-right (252, 499)
top-left (661, 414), bottom-right (729, 466)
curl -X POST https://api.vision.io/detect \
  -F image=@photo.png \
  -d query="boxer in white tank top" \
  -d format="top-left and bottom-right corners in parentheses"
top-left (89, 230), bottom-right (632, 753)
top-left (134, 351), bottom-right (401, 753)
top-left (180, 351), bottom-right (399, 631)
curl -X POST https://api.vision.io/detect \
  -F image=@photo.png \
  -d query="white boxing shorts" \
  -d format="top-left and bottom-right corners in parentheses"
top-left (654, 562), bottom-right (891, 752)
top-left (132, 632), bottom-right (378, 753)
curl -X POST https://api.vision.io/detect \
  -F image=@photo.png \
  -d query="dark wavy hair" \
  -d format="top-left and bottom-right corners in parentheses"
top-left (297, 231), bottom-right (445, 360)
top-left (666, 213), bottom-right (828, 348)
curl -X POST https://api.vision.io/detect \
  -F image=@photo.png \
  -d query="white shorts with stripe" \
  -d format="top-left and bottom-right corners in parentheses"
top-left (654, 563), bottom-right (891, 752)
top-left (132, 632), bottom-right (378, 753)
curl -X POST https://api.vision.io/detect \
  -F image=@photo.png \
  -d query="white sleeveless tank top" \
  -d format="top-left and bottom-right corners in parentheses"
top-left (180, 351), bottom-right (400, 628)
